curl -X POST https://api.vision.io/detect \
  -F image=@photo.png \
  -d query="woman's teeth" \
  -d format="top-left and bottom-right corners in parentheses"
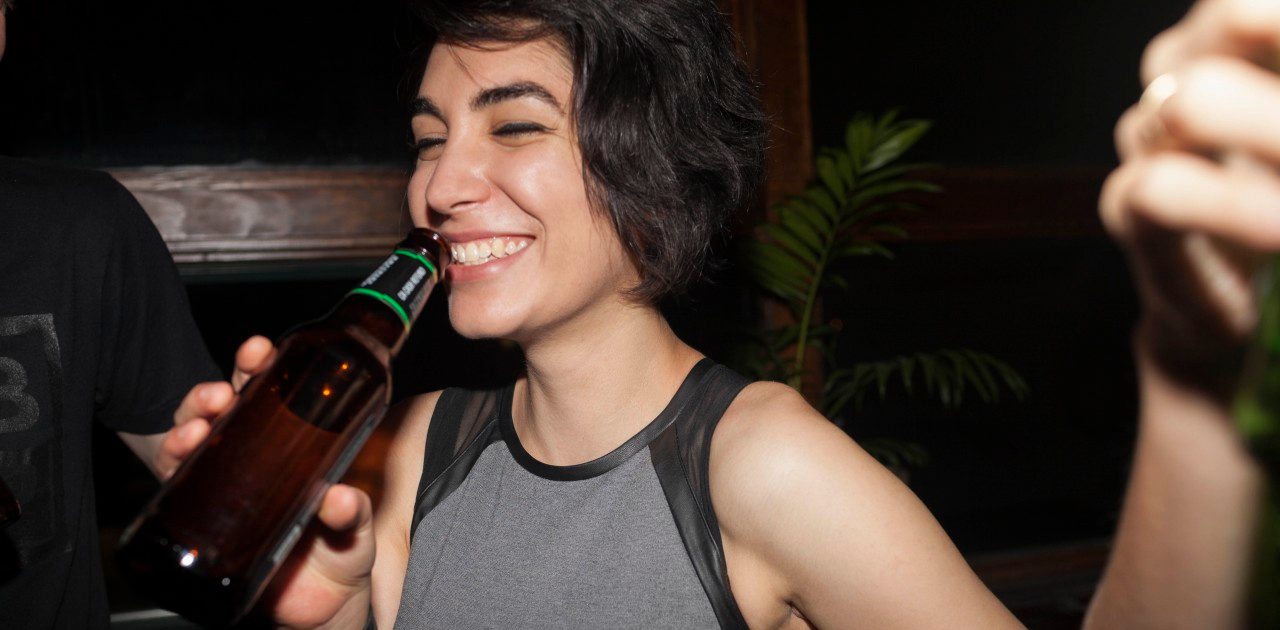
top-left (451, 237), bottom-right (529, 266)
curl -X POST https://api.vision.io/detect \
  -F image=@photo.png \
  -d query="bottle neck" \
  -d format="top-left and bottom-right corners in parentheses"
top-left (326, 294), bottom-right (410, 356)
top-left (328, 228), bottom-right (446, 358)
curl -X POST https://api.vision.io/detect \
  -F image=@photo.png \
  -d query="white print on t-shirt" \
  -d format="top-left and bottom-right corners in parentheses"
top-left (0, 312), bottom-right (67, 569)
top-left (0, 314), bottom-right (58, 435)
top-left (0, 357), bottom-right (38, 433)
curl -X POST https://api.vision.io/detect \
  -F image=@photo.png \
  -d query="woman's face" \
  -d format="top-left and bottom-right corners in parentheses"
top-left (407, 40), bottom-right (640, 342)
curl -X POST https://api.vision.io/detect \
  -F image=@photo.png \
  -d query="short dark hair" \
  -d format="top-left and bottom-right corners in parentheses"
top-left (414, 0), bottom-right (767, 302)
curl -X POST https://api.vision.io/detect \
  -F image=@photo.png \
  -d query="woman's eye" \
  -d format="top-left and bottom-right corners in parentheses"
top-left (413, 137), bottom-right (445, 161)
top-left (494, 122), bottom-right (548, 139)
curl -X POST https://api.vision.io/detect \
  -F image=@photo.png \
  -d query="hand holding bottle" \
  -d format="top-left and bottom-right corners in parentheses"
top-left (159, 336), bottom-right (275, 480)
top-left (119, 229), bottom-right (445, 627)
top-left (163, 336), bottom-right (377, 628)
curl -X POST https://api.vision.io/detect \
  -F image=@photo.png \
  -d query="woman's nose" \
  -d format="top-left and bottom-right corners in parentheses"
top-left (424, 141), bottom-right (490, 216)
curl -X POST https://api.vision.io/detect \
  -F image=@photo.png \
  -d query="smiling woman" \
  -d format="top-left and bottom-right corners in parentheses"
top-left (162, 2), bottom-right (1022, 629)
top-left (145, 0), bottom-right (1280, 628)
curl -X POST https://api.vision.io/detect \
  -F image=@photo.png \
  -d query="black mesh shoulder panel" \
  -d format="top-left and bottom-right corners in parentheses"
top-left (409, 386), bottom-right (506, 543)
top-left (650, 362), bottom-right (752, 630)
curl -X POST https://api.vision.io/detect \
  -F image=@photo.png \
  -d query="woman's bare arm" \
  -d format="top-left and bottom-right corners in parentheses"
top-left (712, 382), bottom-right (1024, 629)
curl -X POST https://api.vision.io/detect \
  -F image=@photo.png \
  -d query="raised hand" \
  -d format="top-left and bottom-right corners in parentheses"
top-left (1102, 0), bottom-right (1280, 397)
top-left (1087, 4), bottom-right (1280, 626)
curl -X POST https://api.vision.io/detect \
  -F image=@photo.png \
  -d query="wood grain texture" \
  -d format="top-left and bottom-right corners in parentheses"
top-left (720, 0), bottom-right (813, 229)
top-left (110, 166), bottom-right (411, 266)
top-left (111, 163), bottom-right (1106, 269)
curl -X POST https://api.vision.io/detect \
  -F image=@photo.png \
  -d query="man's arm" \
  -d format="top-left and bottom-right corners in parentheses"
top-left (116, 338), bottom-right (271, 480)
top-left (117, 432), bottom-right (166, 477)
top-left (1084, 345), bottom-right (1262, 629)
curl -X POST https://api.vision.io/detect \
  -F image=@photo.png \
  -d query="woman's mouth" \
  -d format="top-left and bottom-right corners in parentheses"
top-left (450, 236), bottom-right (530, 267)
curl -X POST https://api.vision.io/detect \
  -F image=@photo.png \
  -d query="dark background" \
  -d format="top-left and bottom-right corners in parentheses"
top-left (807, 0), bottom-right (1191, 165)
top-left (0, 0), bottom-right (422, 165)
top-left (2, 1), bottom-right (1190, 167)
top-left (0, 0), bottom-right (1191, 583)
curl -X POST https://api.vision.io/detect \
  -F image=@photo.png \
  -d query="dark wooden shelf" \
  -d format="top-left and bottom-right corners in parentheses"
top-left (110, 166), bottom-right (411, 277)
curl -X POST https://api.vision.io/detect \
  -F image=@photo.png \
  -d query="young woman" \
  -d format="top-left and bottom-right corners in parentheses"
top-left (153, 0), bottom-right (1280, 627)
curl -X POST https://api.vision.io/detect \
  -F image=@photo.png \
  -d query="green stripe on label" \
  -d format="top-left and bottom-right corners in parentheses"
top-left (348, 288), bottom-right (411, 327)
top-left (394, 249), bottom-right (437, 278)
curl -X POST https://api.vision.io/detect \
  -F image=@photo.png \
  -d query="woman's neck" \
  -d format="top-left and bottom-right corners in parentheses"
top-left (512, 298), bottom-right (702, 466)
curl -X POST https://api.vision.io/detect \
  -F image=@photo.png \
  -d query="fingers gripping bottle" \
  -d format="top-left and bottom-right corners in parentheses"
top-left (117, 229), bottom-right (448, 627)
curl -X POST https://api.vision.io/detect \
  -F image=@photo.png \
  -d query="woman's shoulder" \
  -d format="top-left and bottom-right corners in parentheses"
top-left (384, 383), bottom-right (512, 462)
top-left (712, 379), bottom-right (835, 461)
top-left (710, 380), bottom-right (845, 501)
top-left (381, 391), bottom-right (446, 473)
top-left (386, 383), bottom-right (505, 432)
top-left (388, 390), bottom-right (447, 429)
top-left (709, 380), bottom-right (903, 539)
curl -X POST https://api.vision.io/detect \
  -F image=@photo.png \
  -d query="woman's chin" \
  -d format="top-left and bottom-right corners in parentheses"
top-left (447, 303), bottom-right (525, 341)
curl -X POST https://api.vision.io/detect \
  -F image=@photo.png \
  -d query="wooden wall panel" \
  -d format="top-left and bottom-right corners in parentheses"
top-left (111, 164), bottom-right (1107, 272)
top-left (110, 167), bottom-right (410, 275)
top-left (720, 0), bottom-right (814, 226)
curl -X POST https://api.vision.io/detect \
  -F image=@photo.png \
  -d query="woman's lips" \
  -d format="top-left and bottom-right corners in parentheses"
top-left (446, 238), bottom-right (532, 284)
top-left (449, 235), bottom-right (531, 267)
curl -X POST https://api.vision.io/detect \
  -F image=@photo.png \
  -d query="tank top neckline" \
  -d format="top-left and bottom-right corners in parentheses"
top-left (496, 357), bottom-right (714, 481)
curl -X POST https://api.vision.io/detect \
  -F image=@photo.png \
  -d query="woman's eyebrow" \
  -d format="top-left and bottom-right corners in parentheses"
top-left (410, 96), bottom-right (443, 120)
top-left (470, 81), bottom-right (561, 112)
top-left (410, 81), bottom-right (561, 120)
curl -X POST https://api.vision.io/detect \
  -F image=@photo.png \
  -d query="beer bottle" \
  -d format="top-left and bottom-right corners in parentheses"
top-left (116, 228), bottom-right (448, 627)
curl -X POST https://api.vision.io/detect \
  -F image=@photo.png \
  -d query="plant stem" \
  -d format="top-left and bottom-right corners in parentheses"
top-left (790, 244), bottom-right (831, 393)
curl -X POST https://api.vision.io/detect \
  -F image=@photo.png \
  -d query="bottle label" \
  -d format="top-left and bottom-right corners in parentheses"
top-left (348, 249), bottom-right (437, 328)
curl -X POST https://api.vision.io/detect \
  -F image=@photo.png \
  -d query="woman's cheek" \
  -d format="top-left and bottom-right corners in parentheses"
top-left (502, 143), bottom-right (583, 205)
top-left (407, 164), bottom-right (433, 226)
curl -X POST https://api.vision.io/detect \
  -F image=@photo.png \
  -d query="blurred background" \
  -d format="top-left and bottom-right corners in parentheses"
top-left (0, 0), bottom-right (1194, 627)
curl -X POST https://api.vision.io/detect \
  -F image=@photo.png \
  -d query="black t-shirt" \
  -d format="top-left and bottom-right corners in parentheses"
top-left (0, 157), bottom-right (221, 629)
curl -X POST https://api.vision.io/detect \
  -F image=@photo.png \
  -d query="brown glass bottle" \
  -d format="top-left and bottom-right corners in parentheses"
top-left (116, 228), bottom-right (448, 627)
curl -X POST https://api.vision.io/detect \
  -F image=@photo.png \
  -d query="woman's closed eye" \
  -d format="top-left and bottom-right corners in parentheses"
top-left (412, 122), bottom-right (551, 161)
top-left (493, 121), bottom-right (550, 142)
top-left (413, 136), bottom-right (446, 161)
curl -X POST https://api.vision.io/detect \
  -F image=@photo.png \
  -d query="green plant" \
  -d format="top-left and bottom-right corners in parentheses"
top-left (738, 111), bottom-right (1028, 471)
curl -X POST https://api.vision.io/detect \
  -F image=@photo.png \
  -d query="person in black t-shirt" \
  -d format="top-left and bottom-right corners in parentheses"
top-left (0, 5), bottom-right (221, 627)
top-left (0, 162), bottom-right (223, 628)
top-left (0, 155), bottom-right (222, 628)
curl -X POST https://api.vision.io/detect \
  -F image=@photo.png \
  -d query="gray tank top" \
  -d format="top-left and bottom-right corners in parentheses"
top-left (393, 359), bottom-right (751, 629)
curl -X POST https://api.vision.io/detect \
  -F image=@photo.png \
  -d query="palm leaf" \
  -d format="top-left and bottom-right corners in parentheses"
top-left (865, 120), bottom-right (933, 171)
top-left (738, 111), bottom-right (1029, 477)
top-left (823, 349), bottom-right (1030, 418)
